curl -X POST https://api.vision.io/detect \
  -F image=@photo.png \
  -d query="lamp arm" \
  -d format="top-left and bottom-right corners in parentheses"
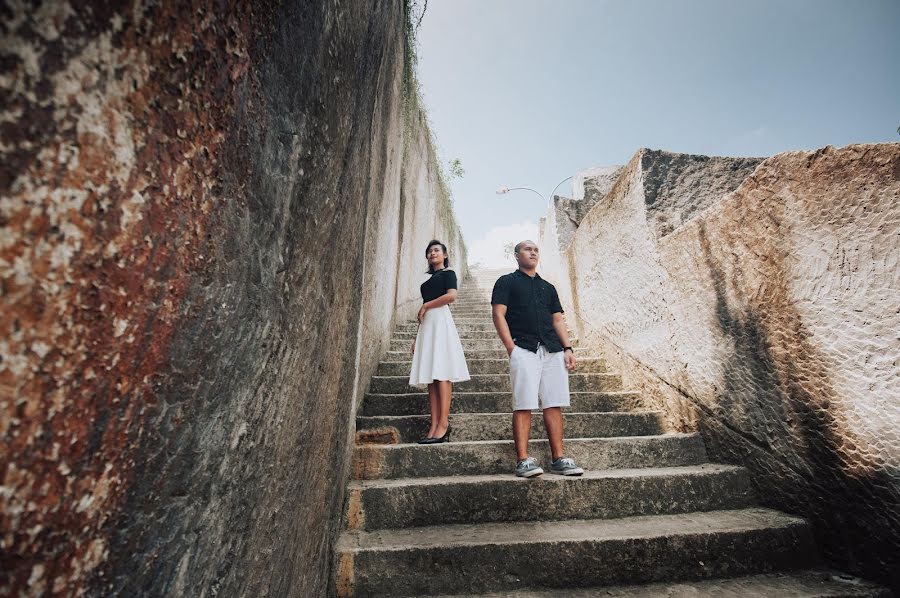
top-left (547, 175), bottom-right (574, 207)
top-left (504, 187), bottom-right (546, 202)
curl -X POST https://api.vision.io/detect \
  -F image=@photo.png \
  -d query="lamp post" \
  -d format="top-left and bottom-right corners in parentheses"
top-left (495, 175), bottom-right (573, 208)
top-left (547, 175), bottom-right (574, 205)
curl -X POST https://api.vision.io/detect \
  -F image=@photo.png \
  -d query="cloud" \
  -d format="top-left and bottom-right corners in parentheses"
top-left (467, 221), bottom-right (539, 268)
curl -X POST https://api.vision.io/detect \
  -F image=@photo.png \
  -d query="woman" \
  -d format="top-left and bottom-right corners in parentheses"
top-left (409, 240), bottom-right (470, 444)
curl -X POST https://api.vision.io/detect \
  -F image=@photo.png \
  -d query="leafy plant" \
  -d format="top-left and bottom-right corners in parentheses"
top-left (448, 158), bottom-right (465, 180)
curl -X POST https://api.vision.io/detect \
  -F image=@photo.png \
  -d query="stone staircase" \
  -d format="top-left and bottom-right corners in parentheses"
top-left (335, 270), bottom-right (888, 597)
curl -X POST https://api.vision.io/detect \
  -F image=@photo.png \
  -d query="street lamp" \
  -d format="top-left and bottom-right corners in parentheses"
top-left (495, 186), bottom-right (545, 203)
top-left (547, 175), bottom-right (574, 204)
top-left (495, 176), bottom-right (574, 208)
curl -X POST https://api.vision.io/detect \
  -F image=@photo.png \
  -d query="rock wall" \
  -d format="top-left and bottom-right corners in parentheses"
top-left (541, 144), bottom-right (900, 590)
top-left (639, 150), bottom-right (763, 237)
top-left (0, 1), bottom-right (464, 596)
top-left (551, 166), bottom-right (624, 250)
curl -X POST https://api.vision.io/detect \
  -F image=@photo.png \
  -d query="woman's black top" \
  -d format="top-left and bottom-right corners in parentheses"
top-left (421, 269), bottom-right (458, 302)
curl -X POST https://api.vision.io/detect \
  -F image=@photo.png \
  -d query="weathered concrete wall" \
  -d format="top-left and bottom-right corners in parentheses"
top-left (393, 108), bottom-right (468, 321)
top-left (541, 144), bottom-right (900, 590)
top-left (573, 164), bottom-right (624, 202)
top-left (0, 1), bottom-right (464, 596)
top-left (550, 166), bottom-right (624, 251)
top-left (639, 150), bottom-right (763, 238)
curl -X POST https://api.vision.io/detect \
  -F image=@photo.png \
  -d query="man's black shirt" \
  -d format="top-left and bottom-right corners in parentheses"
top-left (491, 270), bottom-right (564, 353)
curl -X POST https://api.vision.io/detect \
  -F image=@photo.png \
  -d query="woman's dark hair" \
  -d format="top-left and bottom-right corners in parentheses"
top-left (425, 239), bottom-right (450, 273)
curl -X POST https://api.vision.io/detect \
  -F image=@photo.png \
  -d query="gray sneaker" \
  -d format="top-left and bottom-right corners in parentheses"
top-left (549, 457), bottom-right (584, 476)
top-left (515, 457), bottom-right (544, 478)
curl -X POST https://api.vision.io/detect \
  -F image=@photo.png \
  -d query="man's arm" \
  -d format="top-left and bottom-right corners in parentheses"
top-left (552, 312), bottom-right (576, 371)
top-left (492, 304), bottom-right (515, 357)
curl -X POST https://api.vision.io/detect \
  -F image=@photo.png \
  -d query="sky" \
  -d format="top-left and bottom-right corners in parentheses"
top-left (414, 0), bottom-right (900, 267)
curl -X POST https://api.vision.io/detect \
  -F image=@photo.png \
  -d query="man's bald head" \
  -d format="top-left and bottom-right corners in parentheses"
top-left (514, 240), bottom-right (538, 254)
top-left (514, 239), bottom-right (540, 270)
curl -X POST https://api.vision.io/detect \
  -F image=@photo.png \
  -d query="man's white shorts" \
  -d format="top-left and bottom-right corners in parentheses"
top-left (509, 344), bottom-right (570, 411)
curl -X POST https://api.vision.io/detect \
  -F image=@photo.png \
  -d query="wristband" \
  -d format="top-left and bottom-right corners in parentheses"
top-left (563, 346), bottom-right (573, 353)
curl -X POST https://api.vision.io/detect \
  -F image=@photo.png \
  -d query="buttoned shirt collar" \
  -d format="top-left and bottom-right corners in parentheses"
top-left (514, 268), bottom-right (540, 280)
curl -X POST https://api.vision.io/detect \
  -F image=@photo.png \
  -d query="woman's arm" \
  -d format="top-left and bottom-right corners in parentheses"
top-left (418, 289), bottom-right (457, 322)
top-left (425, 288), bottom-right (457, 309)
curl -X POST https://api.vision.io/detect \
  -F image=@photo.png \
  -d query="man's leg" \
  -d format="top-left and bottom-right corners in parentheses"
top-left (539, 348), bottom-right (583, 476)
top-left (509, 347), bottom-right (542, 477)
top-left (513, 409), bottom-right (533, 461)
top-left (542, 406), bottom-right (564, 461)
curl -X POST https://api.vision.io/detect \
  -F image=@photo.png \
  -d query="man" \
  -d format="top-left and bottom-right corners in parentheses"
top-left (491, 240), bottom-right (584, 478)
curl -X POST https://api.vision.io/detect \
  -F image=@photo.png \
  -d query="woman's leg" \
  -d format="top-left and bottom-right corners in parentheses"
top-left (426, 382), bottom-right (439, 438)
top-left (434, 380), bottom-right (452, 438)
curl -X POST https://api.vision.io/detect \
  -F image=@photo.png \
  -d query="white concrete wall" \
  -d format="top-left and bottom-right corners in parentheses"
top-left (542, 143), bottom-right (900, 586)
top-left (355, 101), bottom-right (468, 416)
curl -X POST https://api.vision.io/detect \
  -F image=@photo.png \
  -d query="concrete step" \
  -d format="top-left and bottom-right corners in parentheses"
top-left (394, 328), bottom-right (576, 340)
top-left (397, 322), bottom-right (498, 333)
top-left (423, 313), bottom-right (492, 319)
top-left (394, 330), bottom-right (506, 340)
top-left (390, 338), bottom-right (582, 352)
top-left (352, 433), bottom-right (707, 480)
top-left (376, 357), bottom-right (606, 376)
top-left (368, 372), bottom-right (620, 394)
top-left (436, 569), bottom-right (891, 597)
top-left (360, 390), bottom-right (643, 417)
top-left (383, 348), bottom-right (594, 362)
top-left (403, 318), bottom-right (495, 327)
top-left (355, 411), bottom-right (663, 444)
top-left (391, 330), bottom-right (575, 340)
top-left (334, 507), bottom-right (816, 597)
top-left (345, 464), bottom-right (755, 531)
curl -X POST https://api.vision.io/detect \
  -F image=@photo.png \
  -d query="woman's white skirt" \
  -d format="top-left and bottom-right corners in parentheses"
top-left (409, 305), bottom-right (471, 387)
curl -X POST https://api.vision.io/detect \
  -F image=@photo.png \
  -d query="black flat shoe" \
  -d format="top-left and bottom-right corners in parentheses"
top-left (417, 437), bottom-right (434, 444)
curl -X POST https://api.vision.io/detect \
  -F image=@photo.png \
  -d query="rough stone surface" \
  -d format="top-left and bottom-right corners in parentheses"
top-left (0, 2), bottom-right (464, 596)
top-left (355, 411), bottom-right (662, 443)
top-left (640, 149), bottom-right (763, 237)
top-left (360, 390), bottom-right (644, 417)
top-left (438, 569), bottom-right (892, 597)
top-left (573, 164), bottom-right (625, 202)
top-left (352, 434), bottom-right (708, 480)
top-left (337, 508), bottom-right (816, 596)
top-left (368, 372), bottom-right (619, 394)
top-left (554, 164), bottom-right (625, 249)
top-left (540, 143), bottom-right (900, 591)
top-left (376, 356), bottom-right (606, 375)
top-left (383, 347), bottom-right (591, 361)
top-left (346, 464), bottom-right (755, 530)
